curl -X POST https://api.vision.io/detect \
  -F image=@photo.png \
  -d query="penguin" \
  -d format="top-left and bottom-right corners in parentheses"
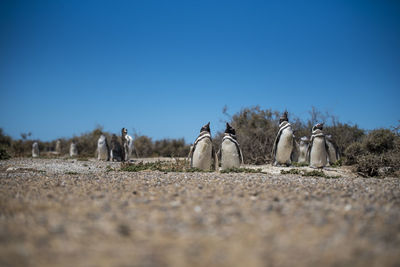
top-left (272, 111), bottom-right (295, 166)
top-left (97, 134), bottom-right (110, 161)
top-left (121, 128), bottom-right (135, 162)
top-left (297, 136), bottom-right (309, 164)
top-left (307, 123), bottom-right (329, 168)
top-left (220, 123), bottom-right (244, 170)
top-left (55, 140), bottom-right (61, 155)
top-left (110, 134), bottom-right (123, 162)
top-left (32, 142), bottom-right (39, 158)
top-left (188, 122), bottom-right (218, 171)
top-left (69, 141), bottom-right (78, 157)
top-left (326, 135), bottom-right (340, 165)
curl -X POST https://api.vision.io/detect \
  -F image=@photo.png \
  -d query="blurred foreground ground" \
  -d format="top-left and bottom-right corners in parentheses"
top-left (0, 158), bottom-right (399, 267)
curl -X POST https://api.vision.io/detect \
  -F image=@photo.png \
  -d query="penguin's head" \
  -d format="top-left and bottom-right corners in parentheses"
top-left (224, 123), bottom-right (236, 135)
top-left (313, 122), bottom-right (324, 131)
top-left (121, 128), bottom-right (128, 135)
top-left (279, 111), bottom-right (289, 124)
top-left (200, 122), bottom-right (211, 133)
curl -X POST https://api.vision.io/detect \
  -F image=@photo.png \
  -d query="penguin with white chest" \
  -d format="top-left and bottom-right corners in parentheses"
top-left (69, 141), bottom-right (78, 157)
top-left (97, 134), bottom-right (110, 161)
top-left (272, 112), bottom-right (295, 166)
top-left (220, 123), bottom-right (244, 170)
top-left (307, 123), bottom-right (329, 168)
top-left (189, 122), bottom-right (218, 171)
top-left (297, 136), bottom-right (309, 164)
top-left (55, 140), bottom-right (62, 155)
top-left (32, 142), bottom-right (39, 158)
top-left (121, 128), bottom-right (135, 162)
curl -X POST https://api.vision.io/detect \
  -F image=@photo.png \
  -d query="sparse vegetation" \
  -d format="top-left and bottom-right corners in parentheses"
top-left (281, 168), bottom-right (340, 178)
top-left (121, 160), bottom-right (211, 173)
top-left (220, 168), bottom-right (264, 173)
top-left (65, 171), bottom-right (79, 175)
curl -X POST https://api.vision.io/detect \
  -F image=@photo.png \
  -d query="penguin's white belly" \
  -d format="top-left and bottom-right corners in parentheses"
top-left (32, 146), bottom-right (39, 158)
top-left (298, 144), bottom-right (308, 163)
top-left (70, 145), bottom-right (78, 157)
top-left (192, 139), bottom-right (213, 170)
top-left (310, 137), bottom-right (327, 168)
top-left (327, 142), bottom-right (337, 163)
top-left (276, 129), bottom-right (293, 164)
top-left (221, 140), bottom-right (240, 170)
top-left (98, 144), bottom-right (108, 160)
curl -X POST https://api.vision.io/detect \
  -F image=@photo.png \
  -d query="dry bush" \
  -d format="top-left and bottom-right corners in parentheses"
top-left (363, 129), bottom-right (395, 153)
top-left (133, 135), bottom-right (154, 157)
top-left (344, 129), bottom-right (400, 176)
top-left (325, 123), bottom-right (365, 157)
top-left (153, 138), bottom-right (190, 157)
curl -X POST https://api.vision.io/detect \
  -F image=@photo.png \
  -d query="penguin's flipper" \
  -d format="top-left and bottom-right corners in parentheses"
top-left (271, 131), bottom-right (281, 161)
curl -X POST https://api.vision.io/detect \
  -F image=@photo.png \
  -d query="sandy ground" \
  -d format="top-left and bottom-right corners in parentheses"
top-left (0, 158), bottom-right (399, 267)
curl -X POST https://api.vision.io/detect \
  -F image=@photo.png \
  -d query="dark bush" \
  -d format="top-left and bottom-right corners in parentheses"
top-left (344, 128), bottom-right (400, 177)
top-left (363, 129), bottom-right (395, 154)
top-left (0, 147), bottom-right (11, 160)
top-left (344, 142), bottom-right (364, 165)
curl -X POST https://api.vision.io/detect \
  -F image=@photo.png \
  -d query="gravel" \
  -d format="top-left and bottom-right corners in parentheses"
top-left (0, 158), bottom-right (399, 267)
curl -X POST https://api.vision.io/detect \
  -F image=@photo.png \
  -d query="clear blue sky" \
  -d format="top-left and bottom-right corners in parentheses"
top-left (1, 0), bottom-right (399, 143)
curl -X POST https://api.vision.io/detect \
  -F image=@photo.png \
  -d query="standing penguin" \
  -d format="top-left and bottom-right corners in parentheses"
top-left (307, 123), bottom-right (329, 168)
top-left (220, 123), bottom-right (244, 170)
top-left (55, 139), bottom-right (62, 155)
top-left (121, 128), bottom-right (135, 162)
top-left (69, 141), bottom-right (78, 157)
top-left (110, 134), bottom-right (123, 162)
top-left (97, 134), bottom-right (109, 161)
top-left (326, 135), bottom-right (340, 165)
top-left (297, 136), bottom-right (310, 164)
top-left (32, 142), bottom-right (39, 158)
top-left (188, 122), bottom-right (218, 171)
top-left (272, 111), bottom-right (295, 166)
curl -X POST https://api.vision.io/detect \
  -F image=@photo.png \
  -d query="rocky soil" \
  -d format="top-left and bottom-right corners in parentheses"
top-left (1, 158), bottom-right (399, 267)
